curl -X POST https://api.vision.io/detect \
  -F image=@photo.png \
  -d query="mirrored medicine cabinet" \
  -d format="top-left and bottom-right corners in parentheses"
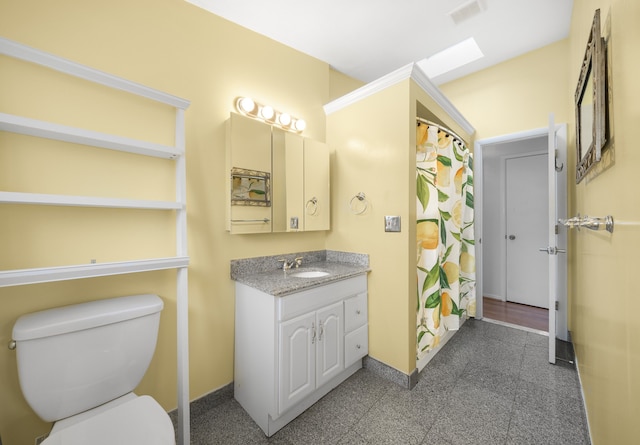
top-left (226, 112), bottom-right (330, 234)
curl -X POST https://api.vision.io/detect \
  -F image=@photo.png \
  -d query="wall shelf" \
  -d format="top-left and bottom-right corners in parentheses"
top-left (0, 191), bottom-right (184, 210)
top-left (1, 37), bottom-right (192, 445)
top-left (0, 37), bottom-right (190, 110)
top-left (0, 257), bottom-right (190, 288)
top-left (0, 113), bottom-right (181, 159)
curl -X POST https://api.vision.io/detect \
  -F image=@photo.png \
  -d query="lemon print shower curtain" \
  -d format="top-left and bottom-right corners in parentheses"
top-left (416, 120), bottom-right (475, 360)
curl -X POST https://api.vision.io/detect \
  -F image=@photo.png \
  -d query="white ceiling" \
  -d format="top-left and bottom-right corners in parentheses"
top-left (187, 0), bottom-right (573, 85)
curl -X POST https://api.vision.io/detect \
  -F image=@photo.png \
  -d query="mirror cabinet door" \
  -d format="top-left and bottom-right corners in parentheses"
top-left (272, 129), bottom-right (304, 232)
top-left (227, 113), bottom-right (330, 234)
top-left (226, 113), bottom-right (272, 234)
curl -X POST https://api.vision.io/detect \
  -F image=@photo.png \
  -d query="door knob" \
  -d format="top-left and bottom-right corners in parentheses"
top-left (508, 235), bottom-right (516, 240)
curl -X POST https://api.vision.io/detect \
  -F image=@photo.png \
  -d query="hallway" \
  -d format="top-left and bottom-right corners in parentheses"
top-left (178, 319), bottom-right (589, 444)
top-left (482, 296), bottom-right (549, 332)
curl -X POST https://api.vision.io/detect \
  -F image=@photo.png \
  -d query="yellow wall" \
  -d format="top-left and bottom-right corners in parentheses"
top-left (328, 68), bottom-right (365, 102)
top-left (441, 38), bottom-right (571, 140)
top-left (0, 0), bottom-right (330, 443)
top-left (326, 81), bottom-right (413, 373)
top-left (442, 1), bottom-right (640, 443)
top-left (567, 1), bottom-right (640, 444)
top-left (325, 77), bottom-right (473, 376)
top-left (4, 0), bottom-right (636, 443)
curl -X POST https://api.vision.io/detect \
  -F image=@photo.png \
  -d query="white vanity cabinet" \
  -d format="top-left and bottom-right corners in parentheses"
top-left (278, 301), bottom-right (343, 414)
top-left (234, 274), bottom-right (367, 436)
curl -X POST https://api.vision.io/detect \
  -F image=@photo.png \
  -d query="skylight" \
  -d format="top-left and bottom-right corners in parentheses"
top-left (417, 37), bottom-right (484, 79)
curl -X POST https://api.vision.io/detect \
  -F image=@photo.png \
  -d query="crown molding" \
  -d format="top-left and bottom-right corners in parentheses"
top-left (324, 63), bottom-right (414, 115)
top-left (324, 63), bottom-right (475, 137)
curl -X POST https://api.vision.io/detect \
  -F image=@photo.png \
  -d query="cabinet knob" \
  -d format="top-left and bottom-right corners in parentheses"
top-left (356, 344), bottom-right (361, 349)
top-left (356, 310), bottom-right (361, 315)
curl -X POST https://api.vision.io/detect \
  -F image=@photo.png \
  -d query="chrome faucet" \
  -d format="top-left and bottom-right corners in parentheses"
top-left (278, 257), bottom-right (304, 271)
top-left (278, 259), bottom-right (294, 270)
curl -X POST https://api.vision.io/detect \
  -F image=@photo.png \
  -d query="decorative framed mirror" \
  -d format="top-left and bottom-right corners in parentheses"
top-left (575, 9), bottom-right (607, 183)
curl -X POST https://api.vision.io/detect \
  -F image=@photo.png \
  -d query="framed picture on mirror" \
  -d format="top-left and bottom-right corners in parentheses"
top-left (231, 167), bottom-right (271, 207)
top-left (575, 9), bottom-right (607, 183)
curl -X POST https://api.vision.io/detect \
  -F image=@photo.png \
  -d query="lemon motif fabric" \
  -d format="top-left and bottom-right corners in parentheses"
top-left (416, 121), bottom-right (476, 359)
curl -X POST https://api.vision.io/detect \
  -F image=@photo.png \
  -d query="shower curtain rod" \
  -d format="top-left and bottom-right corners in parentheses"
top-left (416, 117), bottom-right (466, 145)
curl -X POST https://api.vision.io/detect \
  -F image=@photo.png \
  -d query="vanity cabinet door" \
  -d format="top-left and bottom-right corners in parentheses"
top-left (316, 302), bottom-right (344, 387)
top-left (278, 312), bottom-right (316, 415)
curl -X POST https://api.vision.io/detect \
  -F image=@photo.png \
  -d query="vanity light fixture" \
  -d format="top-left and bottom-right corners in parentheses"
top-left (294, 119), bottom-right (306, 132)
top-left (260, 105), bottom-right (274, 120)
top-left (234, 96), bottom-right (305, 133)
top-left (278, 112), bottom-right (291, 126)
top-left (237, 97), bottom-right (256, 114)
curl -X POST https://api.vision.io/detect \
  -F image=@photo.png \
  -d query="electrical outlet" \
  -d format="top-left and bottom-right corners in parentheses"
top-left (35, 434), bottom-right (49, 445)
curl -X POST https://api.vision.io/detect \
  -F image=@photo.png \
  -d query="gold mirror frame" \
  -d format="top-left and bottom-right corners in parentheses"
top-left (575, 9), bottom-right (607, 183)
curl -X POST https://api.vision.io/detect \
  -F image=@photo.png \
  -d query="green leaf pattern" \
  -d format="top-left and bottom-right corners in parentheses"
top-left (416, 122), bottom-right (476, 359)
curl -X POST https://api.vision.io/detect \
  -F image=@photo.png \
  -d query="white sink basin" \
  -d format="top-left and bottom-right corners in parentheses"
top-left (290, 271), bottom-right (330, 278)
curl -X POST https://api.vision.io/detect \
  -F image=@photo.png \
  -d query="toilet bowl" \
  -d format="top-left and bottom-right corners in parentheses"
top-left (42, 394), bottom-right (174, 445)
top-left (12, 294), bottom-right (175, 445)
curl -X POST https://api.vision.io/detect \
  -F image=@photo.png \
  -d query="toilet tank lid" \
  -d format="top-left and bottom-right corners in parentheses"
top-left (13, 294), bottom-right (164, 341)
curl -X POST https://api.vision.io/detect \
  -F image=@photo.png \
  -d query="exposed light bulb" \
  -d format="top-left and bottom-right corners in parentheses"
top-left (294, 119), bottom-right (306, 132)
top-left (278, 113), bottom-right (291, 126)
top-left (260, 105), bottom-right (274, 120)
top-left (233, 97), bottom-right (305, 133)
top-left (238, 97), bottom-right (255, 114)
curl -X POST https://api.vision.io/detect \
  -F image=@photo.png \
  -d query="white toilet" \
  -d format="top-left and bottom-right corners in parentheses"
top-left (12, 294), bottom-right (175, 445)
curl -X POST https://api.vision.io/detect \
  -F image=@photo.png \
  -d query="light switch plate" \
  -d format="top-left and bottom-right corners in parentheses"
top-left (290, 217), bottom-right (299, 230)
top-left (385, 216), bottom-right (401, 232)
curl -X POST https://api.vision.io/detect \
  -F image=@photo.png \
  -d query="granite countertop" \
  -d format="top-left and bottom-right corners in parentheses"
top-left (230, 250), bottom-right (370, 297)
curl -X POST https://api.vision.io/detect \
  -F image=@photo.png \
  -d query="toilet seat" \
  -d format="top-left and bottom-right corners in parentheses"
top-left (42, 395), bottom-right (175, 445)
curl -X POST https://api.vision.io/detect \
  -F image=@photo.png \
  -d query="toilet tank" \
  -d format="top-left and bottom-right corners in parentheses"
top-left (12, 294), bottom-right (164, 422)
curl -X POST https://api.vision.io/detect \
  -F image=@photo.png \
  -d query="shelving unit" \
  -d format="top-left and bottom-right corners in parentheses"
top-left (0, 37), bottom-right (192, 445)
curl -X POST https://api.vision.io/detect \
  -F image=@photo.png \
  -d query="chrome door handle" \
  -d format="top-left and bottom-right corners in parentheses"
top-left (539, 247), bottom-right (567, 255)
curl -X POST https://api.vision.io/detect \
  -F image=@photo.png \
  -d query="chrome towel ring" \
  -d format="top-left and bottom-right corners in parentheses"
top-left (349, 192), bottom-right (368, 215)
top-left (306, 197), bottom-right (318, 215)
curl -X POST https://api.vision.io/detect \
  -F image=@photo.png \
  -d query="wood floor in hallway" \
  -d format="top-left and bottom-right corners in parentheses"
top-left (482, 296), bottom-right (548, 332)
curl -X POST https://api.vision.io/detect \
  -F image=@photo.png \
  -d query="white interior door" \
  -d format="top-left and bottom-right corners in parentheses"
top-left (546, 114), bottom-right (559, 364)
top-left (475, 122), bottom-right (567, 343)
top-left (505, 154), bottom-right (549, 308)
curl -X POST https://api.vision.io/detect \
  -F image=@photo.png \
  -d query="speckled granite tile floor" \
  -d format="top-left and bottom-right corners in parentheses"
top-left (184, 319), bottom-right (590, 445)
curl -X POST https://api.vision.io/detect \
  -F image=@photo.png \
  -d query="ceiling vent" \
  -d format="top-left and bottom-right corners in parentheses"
top-left (447, 0), bottom-right (485, 25)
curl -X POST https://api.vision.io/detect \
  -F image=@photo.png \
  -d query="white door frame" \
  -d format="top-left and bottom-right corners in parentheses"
top-left (474, 125), bottom-right (567, 340)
